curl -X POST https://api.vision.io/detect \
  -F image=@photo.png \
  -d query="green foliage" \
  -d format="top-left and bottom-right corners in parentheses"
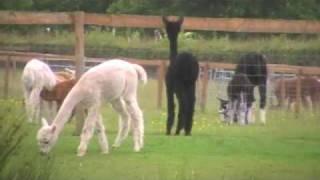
top-left (107, 0), bottom-right (320, 19)
top-left (0, 99), bottom-right (54, 180)
top-left (1, 0), bottom-right (320, 20)
top-left (0, 99), bottom-right (27, 172)
top-left (0, 30), bottom-right (319, 66)
top-left (0, 0), bottom-right (33, 11)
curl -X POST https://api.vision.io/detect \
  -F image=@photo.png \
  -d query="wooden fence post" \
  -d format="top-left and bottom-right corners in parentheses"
top-left (73, 11), bottom-right (86, 136)
top-left (157, 60), bottom-right (166, 109)
top-left (3, 56), bottom-right (10, 99)
top-left (295, 69), bottom-right (302, 117)
top-left (200, 62), bottom-right (209, 112)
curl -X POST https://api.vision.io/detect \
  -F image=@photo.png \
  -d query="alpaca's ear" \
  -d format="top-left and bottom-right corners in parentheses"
top-left (177, 16), bottom-right (184, 25)
top-left (41, 118), bottom-right (49, 127)
top-left (162, 16), bottom-right (168, 24)
top-left (51, 125), bottom-right (56, 133)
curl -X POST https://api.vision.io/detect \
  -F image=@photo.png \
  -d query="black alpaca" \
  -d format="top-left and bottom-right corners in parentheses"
top-left (162, 16), bottom-right (199, 135)
top-left (219, 52), bottom-right (268, 124)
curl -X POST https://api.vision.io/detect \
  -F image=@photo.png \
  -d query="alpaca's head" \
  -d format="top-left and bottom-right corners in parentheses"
top-left (218, 98), bottom-right (231, 122)
top-left (218, 97), bottom-right (250, 124)
top-left (37, 118), bottom-right (58, 154)
top-left (162, 16), bottom-right (184, 40)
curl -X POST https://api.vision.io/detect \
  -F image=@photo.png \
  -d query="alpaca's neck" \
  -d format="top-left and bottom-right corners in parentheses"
top-left (169, 38), bottom-right (178, 62)
top-left (52, 88), bottom-right (83, 135)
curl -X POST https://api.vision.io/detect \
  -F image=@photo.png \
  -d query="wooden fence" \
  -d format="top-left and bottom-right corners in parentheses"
top-left (1, 11), bottom-right (320, 33)
top-left (1, 11), bottom-right (320, 130)
top-left (1, 50), bottom-right (320, 114)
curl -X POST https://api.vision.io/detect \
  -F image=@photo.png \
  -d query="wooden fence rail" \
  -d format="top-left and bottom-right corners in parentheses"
top-left (1, 51), bottom-right (320, 114)
top-left (1, 11), bottom-right (320, 34)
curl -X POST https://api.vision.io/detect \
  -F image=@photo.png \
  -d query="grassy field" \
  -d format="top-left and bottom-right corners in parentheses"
top-left (1, 75), bottom-right (320, 180)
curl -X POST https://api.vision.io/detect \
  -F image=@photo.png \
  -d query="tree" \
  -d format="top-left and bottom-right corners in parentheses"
top-left (106, 0), bottom-right (320, 20)
top-left (0, 0), bottom-right (33, 10)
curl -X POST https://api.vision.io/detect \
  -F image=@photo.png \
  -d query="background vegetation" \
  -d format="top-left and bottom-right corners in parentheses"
top-left (0, 100), bottom-right (53, 180)
top-left (1, 0), bottom-right (320, 19)
top-left (0, 30), bottom-right (319, 66)
top-left (1, 0), bottom-right (320, 66)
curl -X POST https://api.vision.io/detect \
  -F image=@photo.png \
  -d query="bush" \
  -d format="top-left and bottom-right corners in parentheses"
top-left (0, 99), bottom-right (54, 180)
top-left (0, 30), bottom-right (319, 66)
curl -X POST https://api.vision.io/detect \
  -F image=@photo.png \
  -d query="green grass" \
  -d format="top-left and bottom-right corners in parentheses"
top-left (1, 30), bottom-right (320, 65)
top-left (2, 76), bottom-right (320, 180)
top-left (1, 30), bottom-right (319, 53)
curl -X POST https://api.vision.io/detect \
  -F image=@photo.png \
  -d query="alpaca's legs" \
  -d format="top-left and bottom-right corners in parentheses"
top-left (184, 85), bottom-right (196, 136)
top-left (77, 107), bottom-right (98, 157)
top-left (303, 96), bottom-right (313, 111)
top-left (111, 98), bottom-right (130, 148)
top-left (29, 87), bottom-right (41, 123)
top-left (39, 99), bottom-right (46, 121)
top-left (243, 103), bottom-right (252, 125)
top-left (259, 84), bottom-right (267, 124)
top-left (260, 109), bottom-right (266, 125)
top-left (230, 100), bottom-right (237, 124)
top-left (176, 109), bottom-right (184, 135)
top-left (137, 107), bottom-right (144, 148)
top-left (125, 98), bottom-right (144, 152)
top-left (47, 101), bottom-right (58, 122)
top-left (247, 103), bottom-right (255, 124)
top-left (166, 80), bottom-right (175, 135)
top-left (175, 89), bottom-right (186, 135)
top-left (39, 99), bottom-right (54, 123)
top-left (96, 114), bottom-right (109, 154)
top-left (285, 97), bottom-right (290, 111)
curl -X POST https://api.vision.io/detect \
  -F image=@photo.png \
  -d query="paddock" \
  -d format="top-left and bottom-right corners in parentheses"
top-left (1, 11), bottom-right (320, 180)
top-left (1, 72), bottom-right (320, 179)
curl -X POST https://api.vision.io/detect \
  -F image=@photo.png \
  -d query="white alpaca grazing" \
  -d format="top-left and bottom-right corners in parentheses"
top-left (37, 59), bottom-right (147, 156)
top-left (22, 59), bottom-right (57, 123)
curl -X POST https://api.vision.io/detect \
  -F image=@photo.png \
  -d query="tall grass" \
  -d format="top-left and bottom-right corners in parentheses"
top-left (0, 99), bottom-right (54, 180)
top-left (1, 30), bottom-right (319, 55)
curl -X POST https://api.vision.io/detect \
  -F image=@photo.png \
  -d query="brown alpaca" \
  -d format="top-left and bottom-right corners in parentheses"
top-left (274, 76), bottom-right (320, 110)
top-left (40, 69), bottom-right (75, 110)
top-left (55, 71), bottom-right (75, 82)
top-left (40, 79), bottom-right (77, 110)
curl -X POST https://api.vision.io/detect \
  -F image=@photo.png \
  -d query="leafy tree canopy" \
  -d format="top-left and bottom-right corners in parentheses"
top-left (0, 0), bottom-right (319, 20)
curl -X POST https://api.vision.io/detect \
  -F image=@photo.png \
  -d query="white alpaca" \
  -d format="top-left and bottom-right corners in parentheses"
top-left (22, 59), bottom-right (57, 123)
top-left (37, 59), bottom-right (147, 156)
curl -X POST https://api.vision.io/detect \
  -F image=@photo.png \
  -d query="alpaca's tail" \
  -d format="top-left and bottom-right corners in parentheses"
top-left (132, 64), bottom-right (147, 85)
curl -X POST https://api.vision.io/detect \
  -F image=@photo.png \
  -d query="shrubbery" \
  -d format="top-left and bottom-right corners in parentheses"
top-left (0, 30), bottom-right (319, 66)
top-left (0, 99), bottom-right (53, 180)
